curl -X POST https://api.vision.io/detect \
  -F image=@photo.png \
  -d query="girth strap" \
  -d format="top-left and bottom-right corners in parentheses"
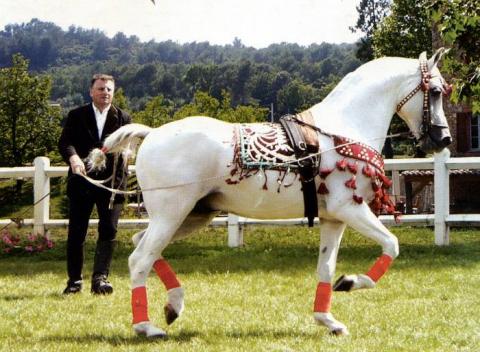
top-left (279, 113), bottom-right (319, 227)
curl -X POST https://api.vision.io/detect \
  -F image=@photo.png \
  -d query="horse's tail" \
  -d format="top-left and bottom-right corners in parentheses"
top-left (87, 123), bottom-right (153, 172)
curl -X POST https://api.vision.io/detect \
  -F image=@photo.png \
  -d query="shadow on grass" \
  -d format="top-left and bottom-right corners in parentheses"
top-left (40, 327), bottom-right (321, 346)
top-left (41, 330), bottom-right (200, 345)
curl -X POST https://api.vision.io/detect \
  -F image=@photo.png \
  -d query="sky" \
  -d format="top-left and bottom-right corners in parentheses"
top-left (1, 0), bottom-right (362, 48)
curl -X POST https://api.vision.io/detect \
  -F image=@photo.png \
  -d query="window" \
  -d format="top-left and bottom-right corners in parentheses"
top-left (472, 114), bottom-right (480, 150)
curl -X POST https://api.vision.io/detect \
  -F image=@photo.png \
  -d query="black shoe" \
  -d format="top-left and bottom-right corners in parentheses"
top-left (63, 280), bottom-right (82, 295)
top-left (91, 275), bottom-right (113, 295)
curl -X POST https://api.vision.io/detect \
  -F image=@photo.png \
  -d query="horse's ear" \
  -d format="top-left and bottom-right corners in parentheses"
top-left (419, 51), bottom-right (428, 62)
top-left (427, 47), bottom-right (450, 69)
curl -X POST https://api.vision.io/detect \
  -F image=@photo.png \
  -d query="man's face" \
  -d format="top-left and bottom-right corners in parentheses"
top-left (90, 79), bottom-right (114, 111)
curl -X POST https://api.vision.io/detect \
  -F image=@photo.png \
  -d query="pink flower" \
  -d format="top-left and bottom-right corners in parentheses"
top-left (3, 248), bottom-right (11, 253)
top-left (25, 246), bottom-right (34, 252)
top-left (27, 234), bottom-right (37, 242)
top-left (2, 235), bottom-right (12, 245)
top-left (46, 240), bottom-right (54, 249)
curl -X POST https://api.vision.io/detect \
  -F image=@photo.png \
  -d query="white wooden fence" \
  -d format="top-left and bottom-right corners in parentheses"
top-left (0, 149), bottom-right (479, 246)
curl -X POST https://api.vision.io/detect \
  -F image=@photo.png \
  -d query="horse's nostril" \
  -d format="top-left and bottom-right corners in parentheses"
top-left (442, 136), bottom-right (452, 146)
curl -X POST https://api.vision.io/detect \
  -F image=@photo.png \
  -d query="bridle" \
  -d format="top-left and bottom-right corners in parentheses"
top-left (396, 59), bottom-right (452, 141)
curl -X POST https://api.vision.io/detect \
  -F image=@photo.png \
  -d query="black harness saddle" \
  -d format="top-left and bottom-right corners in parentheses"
top-left (279, 112), bottom-right (320, 227)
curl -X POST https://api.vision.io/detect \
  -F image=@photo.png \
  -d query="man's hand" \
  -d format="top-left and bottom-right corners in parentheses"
top-left (69, 154), bottom-right (86, 175)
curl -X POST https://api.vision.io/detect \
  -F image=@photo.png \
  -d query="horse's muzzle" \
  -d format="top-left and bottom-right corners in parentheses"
top-left (418, 125), bottom-right (452, 153)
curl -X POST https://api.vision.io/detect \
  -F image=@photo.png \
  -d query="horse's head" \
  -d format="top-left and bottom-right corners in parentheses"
top-left (396, 48), bottom-right (452, 154)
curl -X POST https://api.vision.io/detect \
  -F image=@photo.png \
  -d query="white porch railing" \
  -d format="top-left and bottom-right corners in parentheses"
top-left (0, 149), bottom-right (479, 246)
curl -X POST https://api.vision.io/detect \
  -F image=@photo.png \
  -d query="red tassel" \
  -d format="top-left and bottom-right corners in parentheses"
top-left (371, 182), bottom-right (380, 192)
top-left (320, 168), bottom-right (333, 179)
top-left (382, 177), bottom-right (393, 189)
top-left (376, 171), bottom-right (393, 188)
top-left (362, 165), bottom-right (376, 178)
top-left (317, 182), bottom-right (329, 194)
top-left (347, 162), bottom-right (358, 174)
top-left (336, 159), bottom-right (347, 171)
top-left (345, 176), bottom-right (357, 189)
top-left (353, 194), bottom-right (363, 204)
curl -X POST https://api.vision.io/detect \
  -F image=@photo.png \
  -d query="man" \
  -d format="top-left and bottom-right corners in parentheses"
top-left (58, 74), bottom-right (131, 295)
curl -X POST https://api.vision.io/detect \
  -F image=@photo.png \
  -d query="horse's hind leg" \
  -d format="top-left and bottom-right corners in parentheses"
top-left (129, 193), bottom-right (196, 338)
top-left (313, 220), bottom-right (349, 335)
top-left (332, 203), bottom-right (399, 292)
top-left (157, 209), bottom-right (220, 326)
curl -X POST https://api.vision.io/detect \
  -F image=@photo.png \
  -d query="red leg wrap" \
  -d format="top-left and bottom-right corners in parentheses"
top-left (366, 254), bottom-right (393, 282)
top-left (313, 282), bottom-right (332, 313)
top-left (131, 286), bottom-right (149, 324)
top-left (153, 259), bottom-right (181, 290)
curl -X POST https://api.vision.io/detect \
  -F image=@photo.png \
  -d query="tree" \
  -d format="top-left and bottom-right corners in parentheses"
top-left (373, 0), bottom-right (432, 58)
top-left (113, 87), bottom-right (130, 111)
top-left (350, 0), bottom-right (390, 61)
top-left (0, 54), bottom-right (62, 191)
top-left (430, 0), bottom-right (480, 112)
top-left (173, 91), bottom-right (267, 123)
top-left (133, 95), bottom-right (174, 127)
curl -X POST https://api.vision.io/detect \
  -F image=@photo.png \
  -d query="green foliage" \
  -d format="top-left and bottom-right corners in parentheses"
top-left (174, 91), bottom-right (268, 123)
top-left (0, 20), bottom-right (362, 119)
top-left (113, 87), bottom-right (130, 112)
top-left (350, 0), bottom-right (391, 61)
top-left (0, 54), bottom-right (62, 167)
top-left (373, 0), bottom-right (432, 58)
top-left (429, 0), bottom-right (480, 112)
top-left (133, 95), bottom-right (175, 127)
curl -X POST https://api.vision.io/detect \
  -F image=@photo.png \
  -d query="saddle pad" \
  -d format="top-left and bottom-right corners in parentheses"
top-left (238, 123), bottom-right (298, 170)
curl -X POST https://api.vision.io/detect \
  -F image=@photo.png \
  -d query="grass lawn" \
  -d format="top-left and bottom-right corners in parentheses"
top-left (0, 226), bottom-right (479, 351)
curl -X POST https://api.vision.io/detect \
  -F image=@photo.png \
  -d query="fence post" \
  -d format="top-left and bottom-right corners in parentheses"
top-left (33, 157), bottom-right (50, 236)
top-left (434, 149), bottom-right (450, 245)
top-left (227, 214), bottom-right (243, 247)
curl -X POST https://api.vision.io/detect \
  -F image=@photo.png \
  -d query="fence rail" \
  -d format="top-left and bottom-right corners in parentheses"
top-left (1, 149), bottom-right (479, 246)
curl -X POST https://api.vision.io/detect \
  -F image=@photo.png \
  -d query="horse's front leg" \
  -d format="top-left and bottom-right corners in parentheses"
top-left (313, 220), bottom-right (349, 335)
top-left (333, 203), bottom-right (399, 293)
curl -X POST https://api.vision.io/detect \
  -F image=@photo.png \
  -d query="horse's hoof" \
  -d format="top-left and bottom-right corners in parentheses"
top-left (330, 327), bottom-right (349, 336)
top-left (133, 322), bottom-right (167, 339)
top-left (164, 303), bottom-right (178, 325)
top-left (333, 275), bottom-right (354, 292)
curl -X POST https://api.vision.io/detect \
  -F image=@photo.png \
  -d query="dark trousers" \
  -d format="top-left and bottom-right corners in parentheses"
top-left (66, 175), bottom-right (123, 283)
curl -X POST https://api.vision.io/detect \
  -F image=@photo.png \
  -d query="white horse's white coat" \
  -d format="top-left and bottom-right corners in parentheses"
top-left (93, 50), bottom-right (451, 336)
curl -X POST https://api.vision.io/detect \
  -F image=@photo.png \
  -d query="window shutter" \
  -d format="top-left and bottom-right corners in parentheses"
top-left (456, 112), bottom-right (471, 153)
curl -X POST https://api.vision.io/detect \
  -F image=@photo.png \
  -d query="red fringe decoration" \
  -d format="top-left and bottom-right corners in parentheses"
top-left (320, 168), bottom-right (333, 179)
top-left (376, 171), bottom-right (393, 188)
top-left (336, 159), bottom-right (347, 171)
top-left (345, 176), bottom-right (357, 189)
top-left (317, 182), bottom-right (329, 194)
top-left (362, 165), bottom-right (376, 178)
top-left (352, 194), bottom-right (363, 204)
top-left (347, 162), bottom-right (358, 174)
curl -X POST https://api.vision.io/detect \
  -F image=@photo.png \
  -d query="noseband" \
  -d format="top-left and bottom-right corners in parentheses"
top-left (396, 59), bottom-right (452, 140)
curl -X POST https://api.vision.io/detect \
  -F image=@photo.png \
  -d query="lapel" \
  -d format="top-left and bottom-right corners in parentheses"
top-left (101, 105), bottom-right (120, 141)
top-left (84, 104), bottom-right (100, 142)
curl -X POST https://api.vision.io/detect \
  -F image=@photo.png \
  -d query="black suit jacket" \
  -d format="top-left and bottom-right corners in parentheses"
top-left (58, 103), bottom-right (131, 187)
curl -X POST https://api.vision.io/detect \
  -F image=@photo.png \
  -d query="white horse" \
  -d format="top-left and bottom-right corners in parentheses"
top-left (89, 49), bottom-right (452, 337)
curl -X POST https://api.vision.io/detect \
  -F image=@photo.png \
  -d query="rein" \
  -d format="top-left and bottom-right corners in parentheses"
top-left (84, 60), bottom-right (439, 196)
top-left (83, 129), bottom-right (410, 196)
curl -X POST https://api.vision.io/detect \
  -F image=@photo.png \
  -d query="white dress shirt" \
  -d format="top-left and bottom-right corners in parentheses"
top-left (92, 103), bottom-right (110, 139)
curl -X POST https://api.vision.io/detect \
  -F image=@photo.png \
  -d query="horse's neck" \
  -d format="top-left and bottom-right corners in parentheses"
top-left (310, 58), bottom-right (416, 152)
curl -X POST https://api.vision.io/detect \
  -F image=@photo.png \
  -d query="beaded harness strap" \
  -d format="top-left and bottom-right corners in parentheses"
top-left (396, 59), bottom-right (431, 138)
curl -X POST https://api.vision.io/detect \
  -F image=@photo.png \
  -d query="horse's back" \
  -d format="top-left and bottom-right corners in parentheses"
top-left (135, 116), bottom-right (234, 190)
